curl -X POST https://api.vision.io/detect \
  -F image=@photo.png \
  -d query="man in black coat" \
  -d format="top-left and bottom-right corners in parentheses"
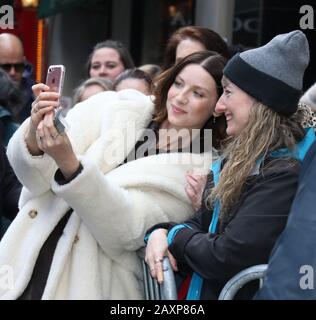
top-left (0, 143), bottom-right (21, 239)
top-left (0, 33), bottom-right (35, 124)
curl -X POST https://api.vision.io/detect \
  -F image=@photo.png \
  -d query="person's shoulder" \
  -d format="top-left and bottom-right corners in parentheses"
top-left (261, 158), bottom-right (300, 178)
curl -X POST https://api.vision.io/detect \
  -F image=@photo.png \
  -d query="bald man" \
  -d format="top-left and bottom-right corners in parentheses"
top-left (0, 33), bottom-right (35, 122)
top-left (0, 33), bottom-right (25, 84)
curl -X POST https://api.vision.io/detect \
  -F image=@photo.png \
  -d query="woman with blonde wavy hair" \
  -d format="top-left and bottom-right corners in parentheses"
top-left (145, 30), bottom-right (315, 300)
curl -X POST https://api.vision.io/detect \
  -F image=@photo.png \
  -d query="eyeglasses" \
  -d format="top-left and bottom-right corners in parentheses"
top-left (0, 63), bottom-right (25, 73)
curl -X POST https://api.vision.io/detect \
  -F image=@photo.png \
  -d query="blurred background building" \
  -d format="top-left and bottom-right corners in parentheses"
top-left (2, 0), bottom-right (315, 97)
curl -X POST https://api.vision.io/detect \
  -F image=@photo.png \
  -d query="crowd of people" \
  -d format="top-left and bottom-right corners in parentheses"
top-left (0, 26), bottom-right (315, 300)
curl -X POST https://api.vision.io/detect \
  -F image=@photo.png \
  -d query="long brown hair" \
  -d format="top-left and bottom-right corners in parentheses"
top-left (153, 50), bottom-right (227, 148)
top-left (162, 26), bottom-right (230, 70)
top-left (209, 102), bottom-right (305, 223)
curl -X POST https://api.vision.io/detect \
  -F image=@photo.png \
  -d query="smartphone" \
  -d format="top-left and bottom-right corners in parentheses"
top-left (46, 65), bottom-right (65, 94)
top-left (45, 65), bottom-right (68, 133)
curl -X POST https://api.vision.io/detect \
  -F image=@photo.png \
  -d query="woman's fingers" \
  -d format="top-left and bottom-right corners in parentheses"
top-left (32, 83), bottom-right (50, 97)
top-left (42, 117), bottom-right (55, 145)
top-left (30, 89), bottom-right (60, 132)
top-left (34, 98), bottom-right (60, 110)
top-left (147, 257), bottom-right (164, 283)
top-left (31, 84), bottom-right (60, 116)
top-left (43, 111), bottom-right (56, 131)
top-left (37, 91), bottom-right (60, 102)
top-left (32, 95), bottom-right (60, 116)
top-left (41, 113), bottom-right (62, 143)
top-left (185, 182), bottom-right (196, 200)
top-left (186, 174), bottom-right (198, 182)
top-left (31, 104), bottom-right (55, 118)
top-left (168, 251), bottom-right (178, 272)
top-left (32, 83), bottom-right (60, 101)
top-left (36, 113), bottom-right (58, 146)
top-left (145, 229), bottom-right (169, 282)
top-left (186, 174), bottom-right (207, 211)
top-left (186, 174), bottom-right (207, 194)
top-left (187, 173), bottom-right (207, 187)
top-left (155, 259), bottom-right (164, 284)
top-left (36, 120), bottom-right (44, 149)
top-left (148, 254), bottom-right (178, 283)
top-left (149, 263), bottom-right (156, 278)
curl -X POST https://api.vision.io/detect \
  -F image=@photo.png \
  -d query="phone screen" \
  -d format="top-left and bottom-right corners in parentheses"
top-left (46, 65), bottom-right (65, 95)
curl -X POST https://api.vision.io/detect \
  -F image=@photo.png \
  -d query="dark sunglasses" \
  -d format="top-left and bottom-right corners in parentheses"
top-left (0, 63), bottom-right (25, 72)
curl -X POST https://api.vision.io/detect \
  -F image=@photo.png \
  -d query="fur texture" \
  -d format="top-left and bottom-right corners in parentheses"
top-left (1, 89), bottom-right (214, 299)
top-left (300, 82), bottom-right (316, 111)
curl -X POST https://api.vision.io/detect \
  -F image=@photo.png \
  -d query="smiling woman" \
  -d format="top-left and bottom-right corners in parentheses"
top-left (86, 40), bottom-right (135, 81)
top-left (0, 50), bottom-right (227, 300)
top-left (216, 76), bottom-right (256, 137)
top-left (145, 30), bottom-right (315, 300)
top-left (165, 64), bottom-right (218, 131)
top-left (154, 50), bottom-right (227, 150)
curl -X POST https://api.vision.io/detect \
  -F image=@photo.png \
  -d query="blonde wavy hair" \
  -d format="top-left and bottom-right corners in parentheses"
top-left (208, 102), bottom-right (306, 223)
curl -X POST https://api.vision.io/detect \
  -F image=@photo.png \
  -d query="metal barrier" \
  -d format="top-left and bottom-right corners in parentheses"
top-left (218, 264), bottom-right (268, 300)
top-left (140, 244), bottom-right (267, 300)
top-left (141, 256), bottom-right (177, 300)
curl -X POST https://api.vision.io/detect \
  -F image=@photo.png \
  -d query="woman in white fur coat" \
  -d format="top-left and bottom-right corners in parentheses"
top-left (0, 51), bottom-right (227, 299)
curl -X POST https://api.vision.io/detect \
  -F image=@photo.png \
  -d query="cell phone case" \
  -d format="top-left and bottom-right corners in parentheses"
top-left (46, 65), bottom-right (65, 95)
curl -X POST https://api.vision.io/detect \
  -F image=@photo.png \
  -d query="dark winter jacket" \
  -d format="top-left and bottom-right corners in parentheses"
top-left (0, 144), bottom-right (21, 239)
top-left (148, 158), bottom-right (300, 299)
top-left (255, 140), bottom-right (316, 299)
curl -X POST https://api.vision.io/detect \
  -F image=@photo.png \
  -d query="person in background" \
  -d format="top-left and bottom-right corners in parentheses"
top-left (161, 26), bottom-right (230, 205)
top-left (86, 40), bottom-right (134, 81)
top-left (138, 64), bottom-right (162, 80)
top-left (0, 69), bottom-right (22, 146)
top-left (0, 67), bottom-right (22, 250)
top-left (0, 143), bottom-right (21, 240)
top-left (0, 51), bottom-right (226, 300)
top-left (73, 77), bottom-right (113, 106)
top-left (145, 30), bottom-right (313, 300)
top-left (113, 68), bottom-right (153, 96)
top-left (0, 33), bottom-right (35, 123)
top-left (162, 26), bottom-right (230, 71)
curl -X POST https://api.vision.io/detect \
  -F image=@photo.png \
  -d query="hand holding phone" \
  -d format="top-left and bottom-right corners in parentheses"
top-left (46, 65), bottom-right (68, 133)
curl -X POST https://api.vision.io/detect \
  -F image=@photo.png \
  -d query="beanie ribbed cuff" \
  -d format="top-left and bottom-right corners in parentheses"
top-left (223, 54), bottom-right (301, 116)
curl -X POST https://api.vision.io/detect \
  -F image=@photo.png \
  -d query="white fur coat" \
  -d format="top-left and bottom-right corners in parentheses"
top-left (0, 89), bottom-right (214, 299)
top-left (300, 82), bottom-right (316, 111)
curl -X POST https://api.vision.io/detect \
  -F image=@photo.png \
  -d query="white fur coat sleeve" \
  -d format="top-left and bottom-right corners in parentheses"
top-left (5, 90), bottom-right (135, 197)
top-left (50, 151), bottom-right (204, 259)
top-left (7, 89), bottom-right (213, 260)
top-left (6, 119), bottom-right (58, 196)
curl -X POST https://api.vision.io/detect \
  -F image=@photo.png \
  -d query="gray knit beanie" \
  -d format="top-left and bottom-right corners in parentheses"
top-left (224, 30), bottom-right (310, 116)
